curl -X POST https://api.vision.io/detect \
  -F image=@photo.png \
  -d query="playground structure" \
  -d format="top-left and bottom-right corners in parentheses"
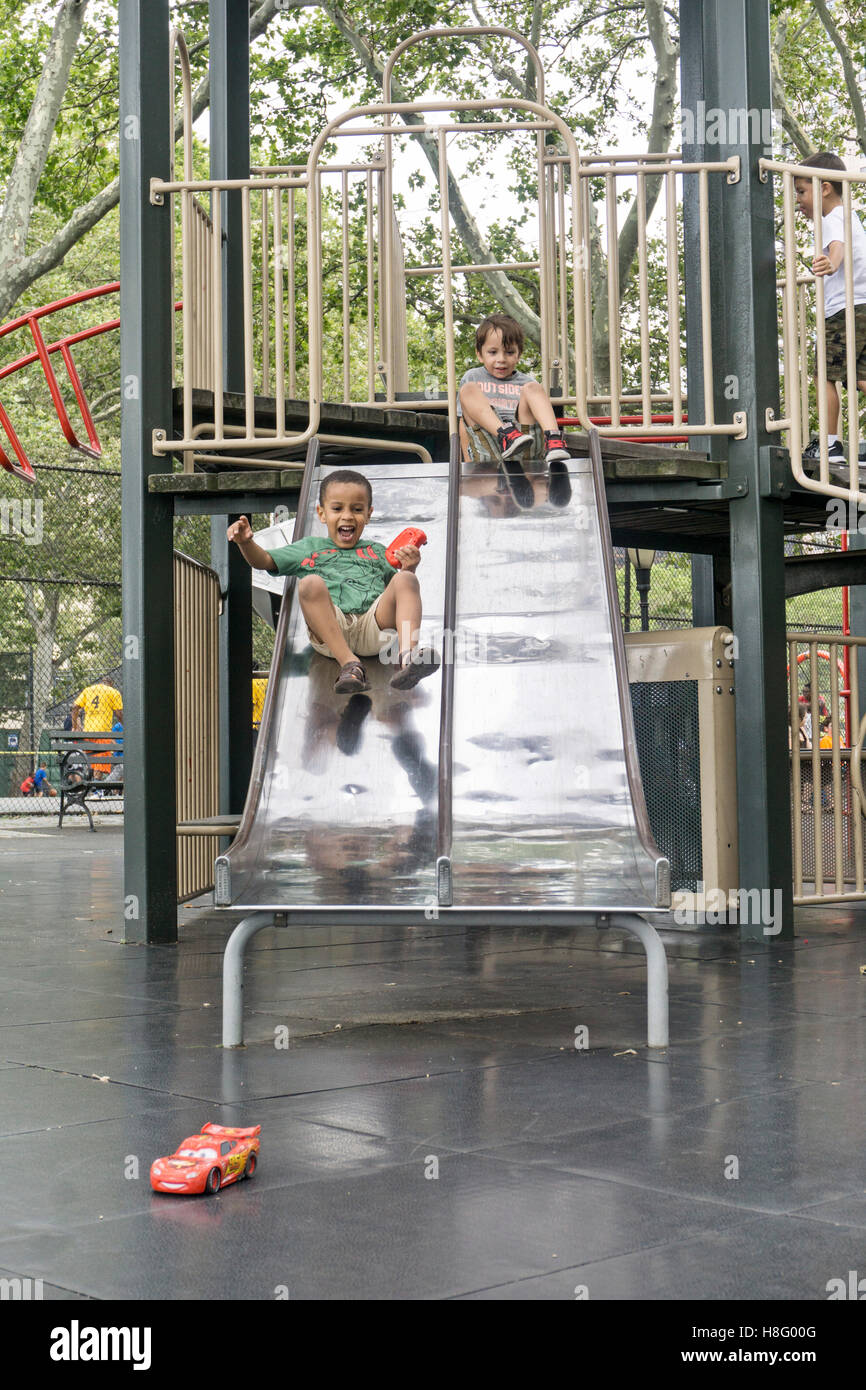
top-left (2, 1), bottom-right (865, 962)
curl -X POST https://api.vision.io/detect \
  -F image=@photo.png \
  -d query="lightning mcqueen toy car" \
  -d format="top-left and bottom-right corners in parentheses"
top-left (150, 1123), bottom-right (261, 1195)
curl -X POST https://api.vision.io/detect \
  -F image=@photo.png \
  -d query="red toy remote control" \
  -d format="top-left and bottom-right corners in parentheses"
top-left (386, 527), bottom-right (428, 568)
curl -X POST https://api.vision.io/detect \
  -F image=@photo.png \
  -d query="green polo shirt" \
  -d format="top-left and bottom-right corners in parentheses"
top-left (267, 534), bottom-right (394, 615)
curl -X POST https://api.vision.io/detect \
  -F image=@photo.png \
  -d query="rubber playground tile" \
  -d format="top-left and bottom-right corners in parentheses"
top-left (0, 1065), bottom-right (188, 1138)
top-left (478, 1078), bottom-right (866, 1216)
top-left (0, 1011), bottom-right (561, 1105)
top-left (0, 982), bottom-right (194, 1029)
top-left (457, 1209), bottom-right (866, 1301)
top-left (663, 1013), bottom-right (866, 1085)
top-left (273, 1047), bottom-right (811, 1151)
top-left (0, 1152), bottom-right (763, 1302)
top-left (793, 1193), bottom-right (866, 1229)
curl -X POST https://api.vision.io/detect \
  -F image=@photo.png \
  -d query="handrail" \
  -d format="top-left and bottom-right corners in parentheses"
top-left (383, 27), bottom-right (545, 106)
top-left (435, 431), bottom-right (462, 906)
top-left (760, 155), bottom-right (866, 504)
top-left (215, 436), bottom-right (320, 885)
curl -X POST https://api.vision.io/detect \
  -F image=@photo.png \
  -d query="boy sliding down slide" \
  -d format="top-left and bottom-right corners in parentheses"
top-left (227, 469), bottom-right (439, 695)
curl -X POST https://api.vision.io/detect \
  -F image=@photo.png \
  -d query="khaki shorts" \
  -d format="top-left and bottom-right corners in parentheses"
top-left (812, 305), bottom-right (866, 381)
top-left (308, 595), bottom-right (395, 659)
top-left (463, 420), bottom-right (546, 463)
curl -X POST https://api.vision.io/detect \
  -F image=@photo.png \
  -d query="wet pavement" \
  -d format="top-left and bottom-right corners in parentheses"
top-left (1, 821), bottom-right (865, 1302)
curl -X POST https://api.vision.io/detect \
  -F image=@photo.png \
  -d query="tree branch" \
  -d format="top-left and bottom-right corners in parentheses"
top-left (0, 1), bottom-right (91, 263)
top-left (0, 0), bottom-right (283, 321)
top-left (770, 15), bottom-right (814, 158)
top-left (810, 0), bottom-right (866, 154)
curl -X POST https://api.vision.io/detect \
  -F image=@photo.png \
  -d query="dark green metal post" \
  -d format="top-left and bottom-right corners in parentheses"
top-left (681, 0), bottom-right (793, 940)
top-left (691, 554), bottom-right (715, 626)
top-left (210, 0), bottom-right (253, 814)
top-left (119, 0), bottom-right (178, 941)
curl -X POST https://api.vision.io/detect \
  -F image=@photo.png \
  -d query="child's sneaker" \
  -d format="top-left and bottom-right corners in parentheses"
top-left (543, 430), bottom-right (571, 462)
top-left (497, 422), bottom-right (533, 460)
top-left (389, 646), bottom-right (440, 692)
top-left (802, 437), bottom-right (844, 465)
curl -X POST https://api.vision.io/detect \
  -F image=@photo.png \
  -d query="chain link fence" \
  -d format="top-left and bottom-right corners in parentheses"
top-left (0, 461), bottom-right (273, 814)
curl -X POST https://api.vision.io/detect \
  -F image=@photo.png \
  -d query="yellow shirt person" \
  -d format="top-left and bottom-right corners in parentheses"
top-left (252, 678), bottom-right (268, 730)
top-left (73, 682), bottom-right (123, 775)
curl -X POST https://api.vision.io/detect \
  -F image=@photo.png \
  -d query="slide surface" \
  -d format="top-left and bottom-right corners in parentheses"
top-left (218, 453), bottom-right (666, 914)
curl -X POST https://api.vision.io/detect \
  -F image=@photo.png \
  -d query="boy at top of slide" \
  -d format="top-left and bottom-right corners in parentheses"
top-left (457, 313), bottom-right (571, 465)
top-left (227, 469), bottom-right (439, 696)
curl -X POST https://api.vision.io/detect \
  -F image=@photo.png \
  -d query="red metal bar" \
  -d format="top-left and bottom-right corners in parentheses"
top-left (557, 413), bottom-right (691, 443)
top-left (0, 285), bottom-right (180, 481)
top-left (0, 399), bottom-right (36, 481)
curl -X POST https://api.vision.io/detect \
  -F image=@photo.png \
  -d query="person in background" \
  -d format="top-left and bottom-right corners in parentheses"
top-left (32, 764), bottom-right (56, 797)
top-left (72, 678), bottom-right (123, 778)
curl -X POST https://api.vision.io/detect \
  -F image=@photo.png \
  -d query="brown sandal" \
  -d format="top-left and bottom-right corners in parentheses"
top-left (334, 660), bottom-right (370, 694)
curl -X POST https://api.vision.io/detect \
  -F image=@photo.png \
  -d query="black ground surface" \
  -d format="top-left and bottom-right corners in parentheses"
top-left (1, 820), bottom-right (865, 1304)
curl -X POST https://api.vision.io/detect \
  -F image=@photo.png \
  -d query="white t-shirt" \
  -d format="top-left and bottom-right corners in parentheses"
top-left (456, 365), bottom-right (536, 424)
top-left (820, 203), bottom-right (866, 317)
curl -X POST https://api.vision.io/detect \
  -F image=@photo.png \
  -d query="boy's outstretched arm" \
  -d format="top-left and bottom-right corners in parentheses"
top-left (226, 515), bottom-right (278, 572)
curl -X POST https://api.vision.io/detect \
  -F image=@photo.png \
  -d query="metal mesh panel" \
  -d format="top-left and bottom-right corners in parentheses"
top-left (795, 756), bottom-right (859, 885)
top-left (630, 678), bottom-right (702, 892)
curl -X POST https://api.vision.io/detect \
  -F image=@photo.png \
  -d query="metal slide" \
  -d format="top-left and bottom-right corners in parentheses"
top-left (218, 432), bottom-right (671, 1046)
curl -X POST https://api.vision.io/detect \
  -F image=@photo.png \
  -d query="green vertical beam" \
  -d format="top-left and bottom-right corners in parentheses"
top-left (210, 0), bottom-right (253, 813)
top-left (681, 0), bottom-right (793, 940)
top-left (691, 554), bottom-right (716, 626)
top-left (119, 0), bottom-right (177, 942)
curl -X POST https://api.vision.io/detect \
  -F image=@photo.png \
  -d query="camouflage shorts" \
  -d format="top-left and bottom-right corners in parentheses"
top-left (812, 305), bottom-right (866, 381)
top-left (463, 421), bottom-right (546, 463)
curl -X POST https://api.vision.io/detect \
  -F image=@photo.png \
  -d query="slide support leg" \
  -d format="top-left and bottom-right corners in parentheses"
top-left (607, 913), bottom-right (669, 1049)
top-left (222, 911), bottom-right (275, 1047)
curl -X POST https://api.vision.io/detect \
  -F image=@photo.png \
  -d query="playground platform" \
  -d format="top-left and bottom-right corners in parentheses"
top-left (2, 820), bottom-right (866, 1304)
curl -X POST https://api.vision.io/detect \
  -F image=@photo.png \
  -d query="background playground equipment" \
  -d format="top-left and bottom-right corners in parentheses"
top-left (104, 3), bottom-right (866, 948)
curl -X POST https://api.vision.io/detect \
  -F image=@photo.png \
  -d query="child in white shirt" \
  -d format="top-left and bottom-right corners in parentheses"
top-left (795, 151), bottom-right (866, 467)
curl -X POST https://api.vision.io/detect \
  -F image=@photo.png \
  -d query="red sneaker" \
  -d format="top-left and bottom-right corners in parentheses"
top-left (544, 431), bottom-right (571, 462)
top-left (497, 423), bottom-right (533, 460)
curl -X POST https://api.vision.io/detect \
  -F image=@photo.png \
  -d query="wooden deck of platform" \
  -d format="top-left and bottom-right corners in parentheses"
top-left (150, 389), bottom-right (829, 546)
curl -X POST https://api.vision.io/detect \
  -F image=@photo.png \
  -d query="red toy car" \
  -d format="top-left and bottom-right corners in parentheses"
top-left (150, 1123), bottom-right (261, 1195)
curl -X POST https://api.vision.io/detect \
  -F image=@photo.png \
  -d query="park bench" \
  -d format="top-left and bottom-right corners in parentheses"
top-left (45, 729), bottom-right (124, 832)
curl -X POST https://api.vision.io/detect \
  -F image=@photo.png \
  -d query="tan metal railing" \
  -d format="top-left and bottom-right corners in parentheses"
top-left (154, 26), bottom-right (749, 463)
top-left (788, 632), bottom-right (866, 904)
top-left (174, 551), bottom-right (220, 902)
top-left (571, 150), bottom-right (745, 437)
top-left (761, 157), bottom-right (866, 502)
